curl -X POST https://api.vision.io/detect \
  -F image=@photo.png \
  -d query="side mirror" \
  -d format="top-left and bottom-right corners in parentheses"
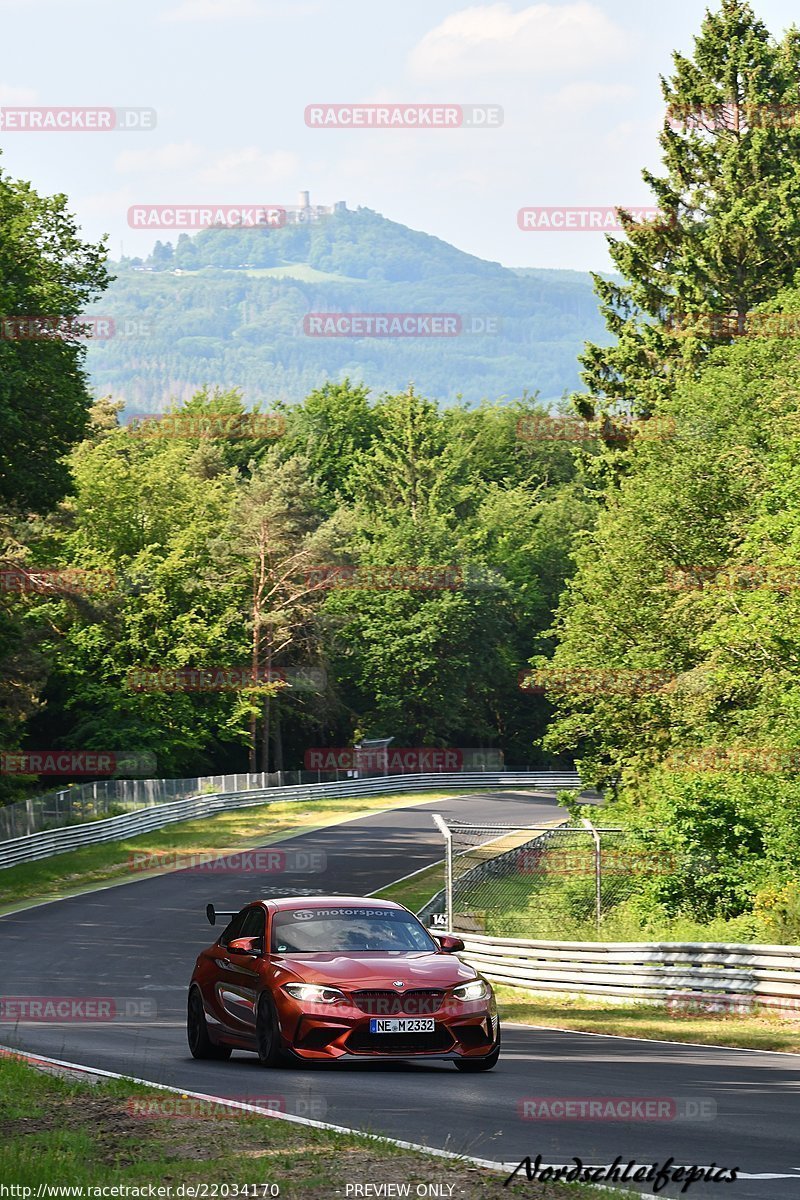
top-left (228, 936), bottom-right (262, 956)
top-left (436, 934), bottom-right (465, 953)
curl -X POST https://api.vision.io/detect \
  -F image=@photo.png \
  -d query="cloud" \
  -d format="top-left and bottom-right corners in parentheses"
top-left (551, 81), bottom-right (637, 112)
top-left (114, 141), bottom-right (205, 175)
top-left (77, 187), bottom-right (134, 226)
top-left (161, 0), bottom-right (261, 20)
top-left (161, 0), bottom-right (318, 21)
top-left (113, 140), bottom-right (298, 191)
top-left (197, 146), bottom-right (299, 186)
top-left (409, 2), bottom-right (632, 79)
top-left (0, 83), bottom-right (37, 104)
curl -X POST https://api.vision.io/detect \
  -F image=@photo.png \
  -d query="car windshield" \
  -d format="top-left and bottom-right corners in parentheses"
top-left (271, 905), bottom-right (437, 953)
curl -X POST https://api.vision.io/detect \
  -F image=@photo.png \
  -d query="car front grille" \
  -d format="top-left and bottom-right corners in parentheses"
top-left (351, 989), bottom-right (445, 1015)
top-left (346, 1026), bottom-right (454, 1054)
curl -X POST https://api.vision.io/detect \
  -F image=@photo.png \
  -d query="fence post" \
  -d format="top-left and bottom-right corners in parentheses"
top-left (582, 816), bottom-right (601, 929)
top-left (432, 813), bottom-right (454, 931)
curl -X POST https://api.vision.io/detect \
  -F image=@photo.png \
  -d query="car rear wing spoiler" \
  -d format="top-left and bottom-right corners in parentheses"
top-left (206, 903), bottom-right (240, 926)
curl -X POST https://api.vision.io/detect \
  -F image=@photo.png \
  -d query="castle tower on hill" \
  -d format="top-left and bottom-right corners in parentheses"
top-left (284, 192), bottom-right (347, 224)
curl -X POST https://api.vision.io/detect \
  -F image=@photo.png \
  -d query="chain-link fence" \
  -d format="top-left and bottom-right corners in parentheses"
top-left (433, 816), bottom-right (670, 939)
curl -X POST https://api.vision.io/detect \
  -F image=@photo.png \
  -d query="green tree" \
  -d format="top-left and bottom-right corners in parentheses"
top-left (35, 407), bottom-right (243, 775)
top-left (542, 285), bottom-right (800, 784)
top-left (0, 162), bottom-right (108, 797)
top-left (576, 0), bottom-right (800, 424)
top-left (279, 380), bottom-right (378, 511)
top-left (210, 451), bottom-right (334, 771)
top-left (0, 160), bottom-right (109, 512)
top-left (320, 388), bottom-right (588, 752)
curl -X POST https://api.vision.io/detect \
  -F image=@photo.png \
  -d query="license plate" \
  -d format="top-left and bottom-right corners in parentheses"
top-left (369, 1018), bottom-right (435, 1034)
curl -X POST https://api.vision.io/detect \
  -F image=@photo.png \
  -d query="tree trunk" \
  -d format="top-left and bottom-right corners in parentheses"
top-left (260, 643), bottom-right (273, 775)
top-left (248, 574), bottom-right (259, 772)
top-left (261, 692), bottom-right (271, 776)
top-left (272, 697), bottom-right (283, 773)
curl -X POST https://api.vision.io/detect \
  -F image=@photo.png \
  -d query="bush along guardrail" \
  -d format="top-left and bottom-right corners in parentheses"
top-left (454, 932), bottom-right (800, 1013)
top-left (0, 771), bottom-right (583, 870)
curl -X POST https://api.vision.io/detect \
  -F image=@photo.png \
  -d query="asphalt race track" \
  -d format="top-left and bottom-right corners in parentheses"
top-left (1, 790), bottom-right (798, 1198)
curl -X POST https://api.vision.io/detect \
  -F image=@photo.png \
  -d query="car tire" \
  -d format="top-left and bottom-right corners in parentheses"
top-left (453, 1024), bottom-right (501, 1072)
top-left (187, 988), bottom-right (232, 1060)
top-left (256, 993), bottom-right (283, 1068)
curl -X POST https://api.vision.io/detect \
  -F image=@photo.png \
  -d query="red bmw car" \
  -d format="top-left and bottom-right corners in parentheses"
top-left (187, 896), bottom-right (500, 1070)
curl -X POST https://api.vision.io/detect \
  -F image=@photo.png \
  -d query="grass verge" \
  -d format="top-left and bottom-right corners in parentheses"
top-left (373, 860), bottom-right (444, 911)
top-left (0, 791), bottom-right (460, 914)
top-left (496, 986), bottom-right (800, 1053)
top-left (0, 1054), bottom-right (600, 1198)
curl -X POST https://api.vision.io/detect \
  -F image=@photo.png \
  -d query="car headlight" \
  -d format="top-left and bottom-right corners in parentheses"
top-left (283, 983), bottom-right (346, 1004)
top-left (452, 979), bottom-right (489, 1002)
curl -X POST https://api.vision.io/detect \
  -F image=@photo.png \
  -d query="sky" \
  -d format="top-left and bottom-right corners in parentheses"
top-left (1, 0), bottom-right (799, 272)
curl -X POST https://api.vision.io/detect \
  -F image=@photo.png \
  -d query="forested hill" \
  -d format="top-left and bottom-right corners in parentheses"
top-left (85, 206), bottom-right (611, 411)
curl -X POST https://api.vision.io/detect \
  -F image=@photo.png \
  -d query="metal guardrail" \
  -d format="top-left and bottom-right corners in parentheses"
top-left (0, 771), bottom-right (583, 870)
top-left (0, 763), bottom-right (580, 840)
top-left (456, 932), bottom-right (800, 1011)
top-left (0, 771), bottom-right (285, 841)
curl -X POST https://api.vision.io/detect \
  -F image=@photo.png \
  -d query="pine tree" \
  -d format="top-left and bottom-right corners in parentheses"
top-left (576, 0), bottom-right (800, 424)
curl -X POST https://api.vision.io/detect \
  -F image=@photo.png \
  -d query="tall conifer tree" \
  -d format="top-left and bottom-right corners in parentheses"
top-left (576, 0), bottom-right (800, 423)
